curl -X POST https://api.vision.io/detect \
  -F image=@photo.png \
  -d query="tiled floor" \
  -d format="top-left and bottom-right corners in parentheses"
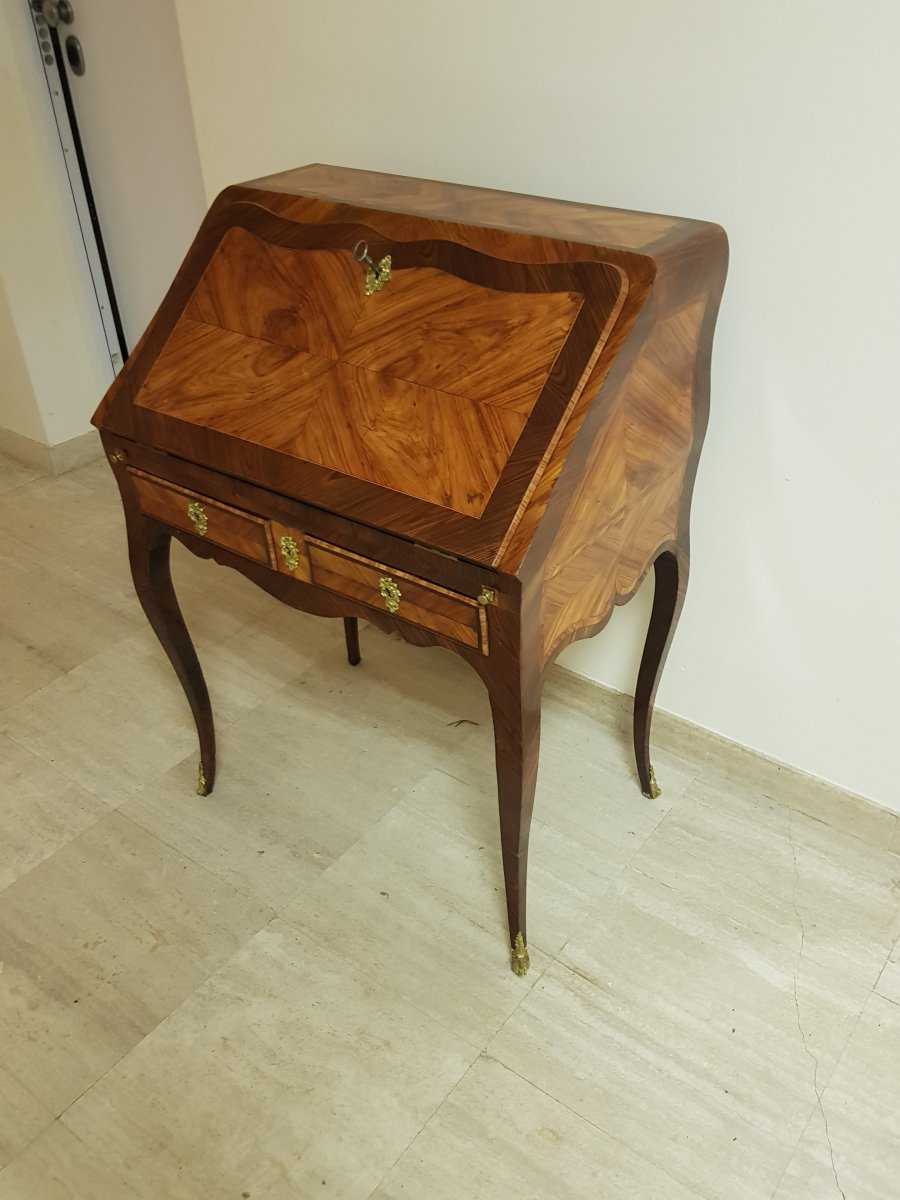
top-left (1, 449), bottom-right (898, 1199)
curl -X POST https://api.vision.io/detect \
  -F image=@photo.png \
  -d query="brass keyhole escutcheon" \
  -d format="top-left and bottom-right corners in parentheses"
top-left (352, 239), bottom-right (392, 296)
top-left (187, 501), bottom-right (208, 536)
top-left (279, 534), bottom-right (300, 572)
top-left (378, 575), bottom-right (401, 613)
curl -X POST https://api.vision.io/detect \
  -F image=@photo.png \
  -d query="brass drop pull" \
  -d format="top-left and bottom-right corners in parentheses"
top-left (378, 575), bottom-right (401, 613)
top-left (187, 501), bottom-right (208, 536)
top-left (279, 534), bottom-right (300, 572)
top-left (353, 239), bottom-right (392, 296)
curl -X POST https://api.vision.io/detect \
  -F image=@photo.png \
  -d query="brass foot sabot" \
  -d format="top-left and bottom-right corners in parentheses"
top-left (197, 762), bottom-right (208, 796)
top-left (643, 764), bottom-right (661, 800)
top-left (511, 932), bottom-right (530, 976)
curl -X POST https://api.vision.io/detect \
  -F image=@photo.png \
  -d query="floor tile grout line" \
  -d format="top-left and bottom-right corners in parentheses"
top-left (0, 912), bottom-right (274, 1179)
top-left (50, 914), bottom-right (281, 1122)
top-left (277, 905), bottom-right (551, 1054)
top-left (109, 805), bottom-right (278, 919)
top-left (870, 928), bottom-right (900, 999)
top-left (361, 1051), bottom-right (485, 1200)
top-left (767, 1099), bottom-right (825, 1200)
top-left (478, 1047), bottom-right (713, 1200)
top-left (685, 757), bottom-right (900, 859)
top-left (787, 810), bottom-right (849, 1200)
top-left (121, 764), bottom-right (416, 920)
top-left (0, 670), bottom-right (288, 812)
top-left (499, 939), bottom-right (871, 1168)
top-left (0, 800), bottom-right (112, 900)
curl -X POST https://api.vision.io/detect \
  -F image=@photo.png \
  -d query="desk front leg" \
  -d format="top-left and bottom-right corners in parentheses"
top-left (124, 509), bottom-right (216, 797)
top-left (482, 611), bottom-right (543, 977)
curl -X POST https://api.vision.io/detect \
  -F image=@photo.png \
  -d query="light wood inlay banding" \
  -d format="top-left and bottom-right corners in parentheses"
top-left (305, 537), bottom-right (491, 654)
top-left (127, 469), bottom-right (275, 567)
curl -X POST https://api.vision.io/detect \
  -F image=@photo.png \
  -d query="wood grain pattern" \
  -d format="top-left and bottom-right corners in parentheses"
top-left (340, 266), bottom-right (582, 413)
top-left (128, 468), bottom-right (275, 567)
top-left (137, 227), bottom-right (588, 522)
top-left (185, 227), bottom-right (364, 358)
top-left (306, 538), bottom-right (489, 654)
top-left (94, 165), bottom-right (728, 974)
top-left (244, 163), bottom-right (694, 255)
top-left (99, 207), bottom-right (627, 565)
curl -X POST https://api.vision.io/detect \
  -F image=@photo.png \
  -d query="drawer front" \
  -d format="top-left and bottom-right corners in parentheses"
top-left (129, 469), bottom-right (275, 566)
top-left (305, 537), bottom-right (490, 654)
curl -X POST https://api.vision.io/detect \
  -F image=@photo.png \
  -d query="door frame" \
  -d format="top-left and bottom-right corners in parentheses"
top-left (27, 0), bottom-right (128, 373)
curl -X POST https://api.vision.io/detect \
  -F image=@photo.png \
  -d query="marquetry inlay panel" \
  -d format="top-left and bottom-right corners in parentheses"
top-left (137, 227), bottom-right (583, 517)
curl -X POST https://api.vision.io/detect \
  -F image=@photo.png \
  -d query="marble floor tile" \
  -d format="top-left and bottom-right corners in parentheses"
top-left (453, 666), bottom-right (697, 864)
top-left (488, 869), bottom-right (871, 1200)
top-left (0, 556), bottom-right (140, 712)
top-left (400, 767), bottom-right (624, 954)
top-left (0, 1066), bottom-right (52, 1171)
top-left (120, 664), bottom-right (411, 911)
top-left (643, 698), bottom-right (899, 856)
top-left (0, 471), bottom-right (125, 573)
top-left (630, 777), bottom-right (900, 989)
top-left (372, 1053), bottom-right (703, 1200)
top-left (3, 452), bottom-right (900, 1198)
top-left (773, 992), bottom-right (900, 1199)
top-left (704, 753), bottom-right (898, 857)
top-left (0, 734), bottom-right (108, 892)
top-left (280, 631), bottom-right (486, 791)
top-left (874, 941), bottom-right (900, 1005)
top-left (0, 631), bottom-right (209, 803)
top-left (0, 629), bottom-right (65, 712)
top-left (0, 610), bottom-right (332, 805)
top-left (164, 537), bottom-right (309, 646)
top-left (282, 776), bottom-right (552, 1045)
top-left (0, 451), bottom-right (42, 497)
top-left (58, 921), bottom-right (476, 1200)
top-left (0, 811), bottom-right (271, 1115)
top-left (0, 1120), bottom-right (142, 1199)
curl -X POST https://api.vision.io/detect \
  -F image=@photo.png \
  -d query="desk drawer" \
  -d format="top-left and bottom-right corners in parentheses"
top-left (306, 537), bottom-right (490, 654)
top-left (129, 469), bottom-right (275, 566)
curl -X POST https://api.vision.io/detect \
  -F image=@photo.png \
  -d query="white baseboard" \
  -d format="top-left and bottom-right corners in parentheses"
top-left (553, 664), bottom-right (897, 841)
top-left (0, 426), bottom-right (103, 475)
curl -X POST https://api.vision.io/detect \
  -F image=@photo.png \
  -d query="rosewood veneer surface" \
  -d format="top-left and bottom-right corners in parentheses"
top-left (93, 163), bottom-right (728, 975)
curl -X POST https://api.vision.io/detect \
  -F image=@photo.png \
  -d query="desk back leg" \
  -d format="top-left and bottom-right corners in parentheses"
top-left (633, 545), bottom-right (688, 799)
top-left (125, 510), bottom-right (217, 796)
top-left (343, 617), bottom-right (361, 666)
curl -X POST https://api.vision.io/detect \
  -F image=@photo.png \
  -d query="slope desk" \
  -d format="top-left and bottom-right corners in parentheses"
top-left (93, 164), bottom-right (728, 976)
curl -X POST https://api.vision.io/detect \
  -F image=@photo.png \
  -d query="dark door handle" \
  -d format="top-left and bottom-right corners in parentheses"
top-left (65, 34), bottom-right (85, 75)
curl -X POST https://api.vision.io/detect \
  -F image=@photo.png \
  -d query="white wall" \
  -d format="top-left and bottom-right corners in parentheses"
top-left (174, 1), bottom-right (900, 809)
top-left (0, 1), bottom-right (112, 448)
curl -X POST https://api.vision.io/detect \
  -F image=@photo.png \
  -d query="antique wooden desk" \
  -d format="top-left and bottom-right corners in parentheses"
top-left (93, 164), bottom-right (727, 975)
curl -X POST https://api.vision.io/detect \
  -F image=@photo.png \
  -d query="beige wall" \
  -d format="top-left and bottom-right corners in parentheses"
top-left (173, 0), bottom-right (900, 810)
top-left (0, 273), bottom-right (45, 445)
top-left (0, 1), bottom-right (112, 449)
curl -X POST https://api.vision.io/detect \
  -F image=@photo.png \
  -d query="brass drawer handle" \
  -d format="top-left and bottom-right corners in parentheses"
top-left (279, 534), bottom-right (300, 572)
top-left (187, 501), bottom-right (208, 536)
top-left (379, 575), bottom-right (401, 614)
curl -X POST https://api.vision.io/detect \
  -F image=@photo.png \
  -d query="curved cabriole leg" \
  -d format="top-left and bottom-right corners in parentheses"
top-left (343, 617), bottom-right (361, 666)
top-left (633, 545), bottom-right (689, 799)
top-left (486, 658), bottom-right (542, 976)
top-left (125, 512), bottom-right (216, 796)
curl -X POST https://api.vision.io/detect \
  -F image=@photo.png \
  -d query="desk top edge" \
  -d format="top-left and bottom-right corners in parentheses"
top-left (237, 163), bottom-right (722, 258)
